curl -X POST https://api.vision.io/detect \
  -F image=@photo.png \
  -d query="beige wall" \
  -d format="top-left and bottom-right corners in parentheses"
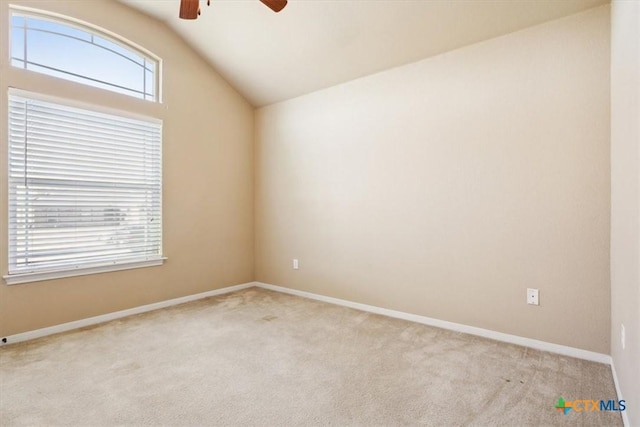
top-left (256, 6), bottom-right (611, 353)
top-left (611, 0), bottom-right (640, 423)
top-left (0, 0), bottom-right (254, 336)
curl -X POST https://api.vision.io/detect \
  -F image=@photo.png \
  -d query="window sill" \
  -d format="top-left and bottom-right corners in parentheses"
top-left (3, 257), bottom-right (167, 285)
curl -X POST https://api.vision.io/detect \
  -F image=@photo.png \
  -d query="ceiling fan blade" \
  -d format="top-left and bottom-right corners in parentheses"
top-left (259, 0), bottom-right (287, 13)
top-left (179, 0), bottom-right (200, 19)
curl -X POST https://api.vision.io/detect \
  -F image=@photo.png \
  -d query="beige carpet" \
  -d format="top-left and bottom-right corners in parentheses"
top-left (0, 287), bottom-right (622, 426)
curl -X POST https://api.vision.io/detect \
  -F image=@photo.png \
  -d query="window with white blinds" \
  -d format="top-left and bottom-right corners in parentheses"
top-left (7, 91), bottom-right (162, 283)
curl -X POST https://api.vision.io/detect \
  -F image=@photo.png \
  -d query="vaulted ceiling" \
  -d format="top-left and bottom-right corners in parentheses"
top-left (119, 0), bottom-right (609, 107)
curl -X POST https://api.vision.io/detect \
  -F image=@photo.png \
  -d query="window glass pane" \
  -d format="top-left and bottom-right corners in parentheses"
top-left (93, 36), bottom-right (145, 66)
top-left (10, 12), bottom-right (158, 102)
top-left (145, 69), bottom-right (154, 98)
top-left (26, 63), bottom-right (145, 100)
top-left (11, 27), bottom-right (25, 61)
top-left (12, 15), bottom-right (24, 27)
top-left (26, 17), bottom-right (91, 41)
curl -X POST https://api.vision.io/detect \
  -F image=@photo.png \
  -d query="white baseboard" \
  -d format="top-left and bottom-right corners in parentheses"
top-left (610, 361), bottom-right (630, 427)
top-left (255, 282), bottom-right (612, 365)
top-left (2, 280), bottom-right (613, 368)
top-left (0, 281), bottom-right (257, 346)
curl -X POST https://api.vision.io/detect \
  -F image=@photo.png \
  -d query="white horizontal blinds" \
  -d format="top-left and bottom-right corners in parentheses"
top-left (8, 93), bottom-right (162, 274)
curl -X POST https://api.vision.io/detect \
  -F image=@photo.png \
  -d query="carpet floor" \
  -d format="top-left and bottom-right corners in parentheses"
top-left (0, 287), bottom-right (622, 426)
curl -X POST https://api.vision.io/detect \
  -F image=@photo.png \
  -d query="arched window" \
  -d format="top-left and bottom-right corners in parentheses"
top-left (10, 10), bottom-right (159, 101)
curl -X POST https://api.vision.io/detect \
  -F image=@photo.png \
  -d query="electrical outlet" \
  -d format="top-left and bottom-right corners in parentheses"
top-left (292, 259), bottom-right (299, 270)
top-left (527, 288), bottom-right (539, 305)
top-left (621, 324), bottom-right (625, 350)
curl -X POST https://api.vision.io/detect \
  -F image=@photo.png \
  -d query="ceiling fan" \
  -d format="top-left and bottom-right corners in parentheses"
top-left (179, 0), bottom-right (288, 19)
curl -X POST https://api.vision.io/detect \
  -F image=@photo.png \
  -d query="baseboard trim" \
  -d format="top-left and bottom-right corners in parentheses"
top-left (2, 280), bottom-right (612, 367)
top-left (610, 361), bottom-right (630, 426)
top-left (0, 281), bottom-right (257, 346)
top-left (255, 282), bottom-right (612, 365)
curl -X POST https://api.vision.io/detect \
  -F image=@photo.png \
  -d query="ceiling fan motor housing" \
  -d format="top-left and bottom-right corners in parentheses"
top-left (179, 0), bottom-right (287, 20)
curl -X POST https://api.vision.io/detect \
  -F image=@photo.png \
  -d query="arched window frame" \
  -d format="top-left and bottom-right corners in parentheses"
top-left (9, 6), bottom-right (162, 102)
